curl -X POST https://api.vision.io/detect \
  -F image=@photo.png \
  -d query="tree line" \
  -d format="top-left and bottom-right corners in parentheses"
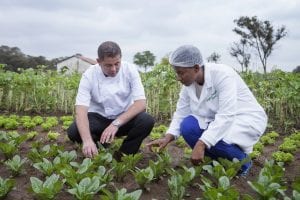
top-left (0, 45), bottom-right (67, 72)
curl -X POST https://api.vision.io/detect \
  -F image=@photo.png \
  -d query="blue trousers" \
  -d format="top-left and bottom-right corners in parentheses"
top-left (180, 115), bottom-right (251, 172)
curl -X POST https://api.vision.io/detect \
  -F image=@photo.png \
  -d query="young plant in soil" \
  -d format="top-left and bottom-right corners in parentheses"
top-left (100, 188), bottom-right (142, 200)
top-left (247, 160), bottom-right (288, 199)
top-left (0, 177), bottom-right (15, 199)
top-left (30, 174), bottom-right (64, 200)
top-left (4, 154), bottom-right (27, 176)
top-left (133, 167), bottom-right (154, 191)
top-left (67, 176), bottom-right (106, 200)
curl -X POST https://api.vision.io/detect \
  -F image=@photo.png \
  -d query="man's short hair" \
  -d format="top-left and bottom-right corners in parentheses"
top-left (97, 41), bottom-right (122, 61)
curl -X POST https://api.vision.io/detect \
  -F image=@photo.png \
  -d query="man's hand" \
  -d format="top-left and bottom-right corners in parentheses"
top-left (146, 134), bottom-right (174, 152)
top-left (100, 124), bottom-right (119, 144)
top-left (191, 140), bottom-right (206, 165)
top-left (82, 140), bottom-right (98, 158)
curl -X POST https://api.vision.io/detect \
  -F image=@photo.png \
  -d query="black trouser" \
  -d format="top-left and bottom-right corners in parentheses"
top-left (67, 112), bottom-right (155, 154)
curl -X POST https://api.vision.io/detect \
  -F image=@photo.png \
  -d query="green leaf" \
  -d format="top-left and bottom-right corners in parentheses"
top-left (30, 177), bottom-right (43, 193)
top-left (219, 176), bottom-right (230, 190)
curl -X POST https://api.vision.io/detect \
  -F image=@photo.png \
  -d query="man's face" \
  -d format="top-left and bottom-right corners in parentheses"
top-left (97, 55), bottom-right (121, 77)
top-left (173, 66), bottom-right (198, 86)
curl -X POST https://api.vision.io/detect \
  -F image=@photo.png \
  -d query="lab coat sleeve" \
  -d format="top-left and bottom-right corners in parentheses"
top-left (200, 74), bottom-right (237, 148)
top-left (167, 87), bottom-right (191, 138)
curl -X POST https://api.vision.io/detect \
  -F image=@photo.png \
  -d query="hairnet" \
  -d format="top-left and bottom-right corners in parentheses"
top-left (169, 45), bottom-right (203, 67)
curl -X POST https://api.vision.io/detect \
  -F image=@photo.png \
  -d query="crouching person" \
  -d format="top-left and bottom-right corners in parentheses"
top-left (67, 41), bottom-right (154, 159)
top-left (147, 45), bottom-right (267, 176)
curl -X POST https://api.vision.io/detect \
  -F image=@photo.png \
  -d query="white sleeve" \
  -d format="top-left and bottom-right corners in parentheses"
top-left (200, 74), bottom-right (237, 148)
top-left (129, 64), bottom-right (146, 101)
top-left (167, 87), bottom-right (191, 138)
top-left (75, 73), bottom-right (92, 107)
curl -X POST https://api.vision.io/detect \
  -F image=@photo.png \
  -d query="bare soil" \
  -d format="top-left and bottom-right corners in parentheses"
top-left (0, 121), bottom-right (299, 200)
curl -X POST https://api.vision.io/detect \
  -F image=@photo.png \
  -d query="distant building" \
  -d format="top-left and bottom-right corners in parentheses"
top-left (56, 54), bottom-right (97, 74)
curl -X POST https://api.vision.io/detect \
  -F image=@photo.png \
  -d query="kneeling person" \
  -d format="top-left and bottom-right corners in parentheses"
top-left (68, 41), bottom-right (154, 158)
top-left (147, 45), bottom-right (267, 176)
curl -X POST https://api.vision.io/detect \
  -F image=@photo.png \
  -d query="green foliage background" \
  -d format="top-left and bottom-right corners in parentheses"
top-left (0, 64), bottom-right (299, 132)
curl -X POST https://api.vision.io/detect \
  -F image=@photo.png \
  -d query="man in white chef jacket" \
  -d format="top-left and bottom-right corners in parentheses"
top-left (68, 41), bottom-right (155, 159)
top-left (147, 45), bottom-right (267, 176)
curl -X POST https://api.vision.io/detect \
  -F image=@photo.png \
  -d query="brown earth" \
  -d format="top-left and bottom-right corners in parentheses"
top-left (0, 120), bottom-right (299, 200)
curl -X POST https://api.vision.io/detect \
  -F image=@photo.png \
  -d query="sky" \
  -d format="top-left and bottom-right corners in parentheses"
top-left (0, 0), bottom-right (299, 72)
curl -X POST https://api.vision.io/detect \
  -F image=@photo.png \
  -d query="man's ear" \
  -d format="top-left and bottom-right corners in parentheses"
top-left (194, 64), bottom-right (200, 72)
top-left (96, 58), bottom-right (101, 63)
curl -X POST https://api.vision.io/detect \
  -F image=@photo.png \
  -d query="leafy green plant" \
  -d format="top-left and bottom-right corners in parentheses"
top-left (133, 167), bottom-right (154, 190)
top-left (60, 115), bottom-right (74, 122)
top-left (3, 118), bottom-right (18, 130)
top-left (292, 177), bottom-right (300, 200)
top-left (260, 135), bottom-right (275, 145)
top-left (30, 174), bottom-right (64, 200)
top-left (96, 165), bottom-right (114, 184)
top-left (279, 138), bottom-right (297, 153)
top-left (55, 150), bottom-right (77, 164)
top-left (149, 125), bottom-right (167, 140)
top-left (4, 155), bottom-right (27, 176)
top-left (61, 158), bottom-right (94, 187)
top-left (183, 147), bottom-right (192, 159)
top-left (168, 173), bottom-right (185, 200)
top-left (176, 136), bottom-right (187, 148)
top-left (249, 150), bottom-right (261, 159)
top-left (26, 131), bottom-right (38, 140)
top-left (149, 159), bottom-right (165, 180)
top-left (62, 120), bottom-right (73, 130)
top-left (32, 116), bottom-right (44, 125)
top-left (203, 159), bottom-right (241, 180)
top-left (121, 153), bottom-right (142, 170)
top-left (253, 141), bottom-right (264, 152)
top-left (0, 141), bottom-right (18, 159)
top-left (46, 117), bottom-right (59, 126)
top-left (92, 151), bottom-right (113, 167)
top-left (33, 158), bottom-right (55, 176)
top-left (0, 177), bottom-right (15, 199)
top-left (272, 151), bottom-right (294, 163)
top-left (27, 144), bottom-right (61, 163)
top-left (20, 116), bottom-right (31, 123)
top-left (247, 160), bottom-right (287, 199)
top-left (100, 188), bottom-right (142, 200)
top-left (41, 122), bottom-right (53, 131)
top-left (23, 121), bottom-right (36, 129)
top-left (198, 175), bottom-right (240, 200)
top-left (47, 131), bottom-right (60, 140)
top-left (181, 166), bottom-right (196, 186)
top-left (112, 160), bottom-right (129, 182)
top-left (67, 176), bottom-right (106, 200)
top-left (157, 150), bottom-right (172, 168)
top-left (265, 131), bottom-right (280, 139)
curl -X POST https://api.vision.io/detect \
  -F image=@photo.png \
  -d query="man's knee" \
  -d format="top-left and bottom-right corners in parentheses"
top-left (67, 122), bottom-right (82, 143)
top-left (180, 115), bottom-right (196, 137)
top-left (139, 113), bottom-right (155, 127)
top-left (136, 112), bottom-right (155, 137)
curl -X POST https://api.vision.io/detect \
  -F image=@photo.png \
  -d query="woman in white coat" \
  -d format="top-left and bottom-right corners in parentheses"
top-left (147, 45), bottom-right (267, 176)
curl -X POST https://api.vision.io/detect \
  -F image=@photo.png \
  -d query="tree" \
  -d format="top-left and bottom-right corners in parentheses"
top-left (207, 52), bottom-right (221, 63)
top-left (0, 45), bottom-right (54, 71)
top-left (133, 50), bottom-right (155, 72)
top-left (293, 65), bottom-right (300, 73)
top-left (233, 16), bottom-right (287, 74)
top-left (230, 39), bottom-right (251, 72)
